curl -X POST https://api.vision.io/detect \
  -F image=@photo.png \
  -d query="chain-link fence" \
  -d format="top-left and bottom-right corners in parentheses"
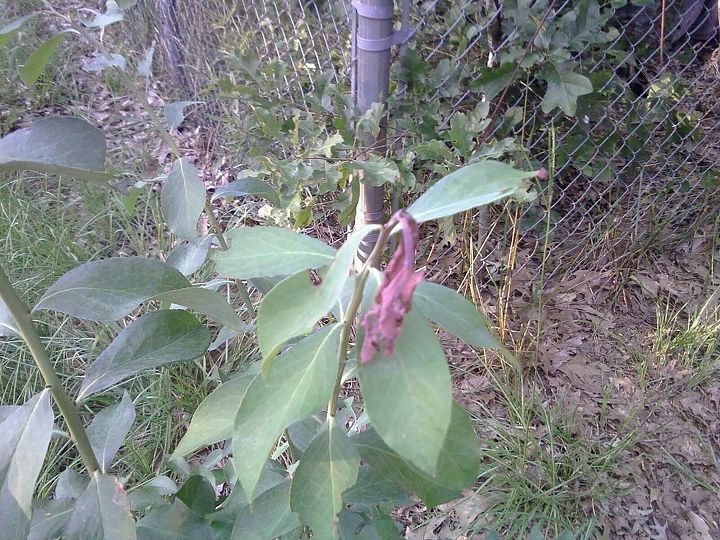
top-left (137, 1), bottom-right (352, 98)
top-left (399, 0), bottom-right (720, 290)
top-left (158, 0), bottom-right (719, 290)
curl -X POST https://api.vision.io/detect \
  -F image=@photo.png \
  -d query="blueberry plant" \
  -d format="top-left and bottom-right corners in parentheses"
top-left (0, 1), bottom-right (545, 538)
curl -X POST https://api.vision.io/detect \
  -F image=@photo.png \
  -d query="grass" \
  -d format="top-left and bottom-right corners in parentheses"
top-left (652, 289), bottom-right (720, 387)
top-left (0, 14), bottom-right (88, 135)
top-left (461, 371), bottom-right (637, 538)
top-left (0, 173), bottom-right (257, 495)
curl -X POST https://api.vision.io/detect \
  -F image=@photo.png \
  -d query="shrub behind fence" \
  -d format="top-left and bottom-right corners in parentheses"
top-left (153, 0), bottom-right (719, 288)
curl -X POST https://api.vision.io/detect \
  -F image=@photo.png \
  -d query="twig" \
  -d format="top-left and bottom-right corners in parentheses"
top-left (327, 225), bottom-right (390, 418)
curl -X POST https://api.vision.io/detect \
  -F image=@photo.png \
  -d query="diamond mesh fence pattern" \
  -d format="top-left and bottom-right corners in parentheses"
top-left (165, 0), bottom-right (718, 288)
top-left (164, 0), bottom-right (352, 97)
top-left (405, 0), bottom-right (720, 287)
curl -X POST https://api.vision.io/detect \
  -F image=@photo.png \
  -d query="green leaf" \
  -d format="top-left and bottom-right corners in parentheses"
top-left (128, 476), bottom-right (178, 512)
top-left (447, 112), bottom-right (475, 158)
top-left (78, 310), bottom-right (210, 400)
top-left (342, 466), bottom-right (412, 507)
top-left (28, 499), bottom-right (74, 540)
top-left (0, 14), bottom-right (36, 49)
top-left (19, 32), bottom-right (65, 85)
top-left (64, 472), bottom-right (136, 540)
top-left (136, 500), bottom-right (214, 540)
top-left (345, 157), bottom-right (401, 187)
top-left (86, 392), bottom-right (136, 473)
top-left (290, 419), bottom-right (360, 540)
top-left (137, 42), bottom-right (155, 77)
top-left (352, 402), bottom-right (479, 507)
top-left (407, 161), bottom-right (537, 223)
top-left (568, 0), bottom-right (615, 47)
top-left (176, 475), bottom-right (216, 516)
top-left (539, 65), bottom-right (593, 116)
top-left (293, 206), bottom-right (313, 229)
top-left (209, 326), bottom-right (242, 352)
top-left (432, 402), bottom-right (480, 492)
top-left (161, 158), bottom-right (206, 241)
top-left (0, 406), bottom-right (19, 423)
top-left (311, 132), bottom-right (345, 158)
top-left (257, 226), bottom-right (378, 363)
top-left (214, 227), bottom-right (335, 280)
top-left (211, 177), bottom-right (281, 206)
top-left (0, 298), bottom-right (18, 337)
top-left (337, 177), bottom-right (360, 226)
top-left (338, 508), bottom-right (401, 540)
top-left (56, 468), bottom-right (89, 500)
top-left (233, 324), bottom-right (342, 500)
top-left (171, 370), bottom-right (255, 458)
top-left (413, 281), bottom-right (502, 349)
top-left (82, 1), bottom-right (124, 28)
top-left (166, 235), bottom-right (214, 276)
top-left (151, 287), bottom-right (245, 331)
top-left (358, 310), bottom-right (452, 475)
top-left (164, 101), bottom-right (203, 131)
top-left (0, 117), bottom-right (110, 182)
top-left (413, 139), bottom-right (455, 162)
top-left (470, 63), bottom-right (517, 100)
top-left (287, 415), bottom-right (324, 454)
top-left (0, 390), bottom-right (53, 540)
top-left (230, 481), bottom-right (301, 540)
top-left (35, 257), bottom-right (191, 322)
top-left (216, 463), bottom-right (286, 516)
top-left (83, 52), bottom-right (126, 73)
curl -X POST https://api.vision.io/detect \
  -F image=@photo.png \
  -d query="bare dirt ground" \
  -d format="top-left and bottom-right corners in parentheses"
top-left (407, 217), bottom-right (717, 538)
top-left (535, 244), bottom-right (720, 538)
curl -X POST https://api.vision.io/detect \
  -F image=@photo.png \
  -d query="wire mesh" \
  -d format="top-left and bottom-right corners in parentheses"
top-left (403, 0), bottom-right (720, 288)
top-left (159, 0), bottom-right (352, 98)
top-left (156, 0), bottom-right (719, 289)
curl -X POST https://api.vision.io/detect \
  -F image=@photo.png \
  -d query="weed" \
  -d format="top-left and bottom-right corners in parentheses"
top-left (652, 289), bottom-right (720, 386)
top-left (465, 373), bottom-right (636, 537)
top-left (0, 172), bottom-right (257, 493)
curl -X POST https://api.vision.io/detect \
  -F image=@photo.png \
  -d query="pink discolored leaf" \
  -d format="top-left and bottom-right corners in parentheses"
top-left (360, 211), bottom-right (424, 363)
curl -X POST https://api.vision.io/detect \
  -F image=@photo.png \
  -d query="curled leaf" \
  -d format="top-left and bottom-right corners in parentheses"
top-left (360, 211), bottom-right (424, 363)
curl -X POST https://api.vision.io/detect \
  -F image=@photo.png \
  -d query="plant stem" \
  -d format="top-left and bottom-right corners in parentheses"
top-left (327, 226), bottom-right (391, 418)
top-left (0, 266), bottom-right (99, 474)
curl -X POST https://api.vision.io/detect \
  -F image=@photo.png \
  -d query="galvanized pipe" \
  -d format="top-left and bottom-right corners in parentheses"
top-left (352, 0), bottom-right (395, 262)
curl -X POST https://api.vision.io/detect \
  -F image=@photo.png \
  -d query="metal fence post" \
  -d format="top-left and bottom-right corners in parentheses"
top-left (352, 0), bottom-right (395, 262)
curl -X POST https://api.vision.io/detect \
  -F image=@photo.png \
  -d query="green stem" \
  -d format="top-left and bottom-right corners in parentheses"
top-left (327, 226), bottom-right (391, 418)
top-left (0, 266), bottom-right (99, 474)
